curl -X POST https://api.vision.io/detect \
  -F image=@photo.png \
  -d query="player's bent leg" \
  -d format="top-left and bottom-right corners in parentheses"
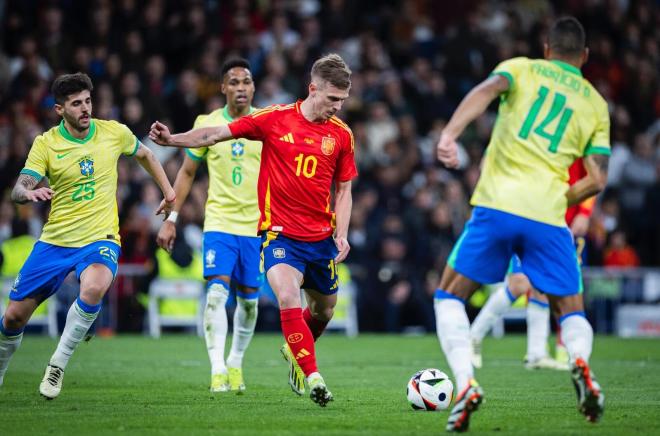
top-left (268, 264), bottom-right (325, 404)
top-left (525, 289), bottom-right (567, 370)
top-left (204, 275), bottom-right (231, 393)
top-left (435, 265), bottom-right (480, 392)
top-left (434, 266), bottom-right (485, 432)
top-left (303, 289), bottom-right (336, 341)
top-left (470, 274), bottom-right (527, 368)
top-left (0, 298), bottom-right (40, 387)
top-left (548, 294), bottom-right (603, 423)
top-left (41, 264), bottom-right (112, 399)
top-left (226, 285), bottom-right (259, 393)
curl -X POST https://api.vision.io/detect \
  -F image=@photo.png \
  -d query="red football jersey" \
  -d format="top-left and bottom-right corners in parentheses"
top-left (229, 101), bottom-right (358, 242)
top-left (565, 158), bottom-right (596, 225)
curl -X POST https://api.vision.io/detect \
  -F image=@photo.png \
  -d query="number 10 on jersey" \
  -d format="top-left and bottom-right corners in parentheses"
top-left (294, 153), bottom-right (318, 178)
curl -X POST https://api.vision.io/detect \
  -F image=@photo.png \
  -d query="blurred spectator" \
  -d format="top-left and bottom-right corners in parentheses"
top-left (603, 230), bottom-right (641, 268)
top-left (0, 1), bottom-right (659, 332)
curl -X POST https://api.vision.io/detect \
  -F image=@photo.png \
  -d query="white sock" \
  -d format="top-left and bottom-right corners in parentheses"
top-left (434, 297), bottom-right (473, 393)
top-left (526, 300), bottom-right (550, 361)
top-left (470, 285), bottom-right (516, 342)
top-left (560, 313), bottom-right (593, 363)
top-left (50, 299), bottom-right (100, 369)
top-left (0, 329), bottom-right (23, 385)
top-left (204, 281), bottom-right (229, 375)
top-left (226, 296), bottom-right (258, 369)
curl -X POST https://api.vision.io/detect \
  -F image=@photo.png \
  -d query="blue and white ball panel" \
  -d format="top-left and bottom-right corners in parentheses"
top-left (448, 207), bottom-right (581, 296)
top-left (261, 232), bottom-right (339, 295)
top-left (203, 231), bottom-right (263, 288)
top-left (9, 240), bottom-right (120, 301)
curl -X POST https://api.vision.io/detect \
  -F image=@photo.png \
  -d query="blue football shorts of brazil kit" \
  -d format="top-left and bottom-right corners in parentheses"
top-left (260, 231), bottom-right (339, 295)
top-left (203, 231), bottom-right (263, 288)
top-left (9, 240), bottom-right (121, 301)
top-left (448, 207), bottom-right (581, 296)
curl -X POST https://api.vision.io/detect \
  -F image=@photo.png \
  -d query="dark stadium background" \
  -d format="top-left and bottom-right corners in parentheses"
top-left (0, 0), bottom-right (658, 335)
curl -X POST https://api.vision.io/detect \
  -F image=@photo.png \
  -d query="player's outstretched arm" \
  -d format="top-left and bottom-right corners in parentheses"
top-left (149, 121), bottom-right (233, 148)
top-left (133, 142), bottom-right (176, 216)
top-left (156, 155), bottom-right (200, 252)
top-left (438, 75), bottom-right (509, 168)
top-left (334, 180), bottom-right (352, 264)
top-left (566, 154), bottom-right (609, 207)
top-left (10, 173), bottom-right (54, 204)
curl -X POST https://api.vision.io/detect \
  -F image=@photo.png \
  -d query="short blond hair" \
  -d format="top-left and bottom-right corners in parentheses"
top-left (311, 54), bottom-right (351, 90)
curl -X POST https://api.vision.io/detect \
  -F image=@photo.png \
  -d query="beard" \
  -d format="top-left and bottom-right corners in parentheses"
top-left (63, 112), bottom-right (90, 132)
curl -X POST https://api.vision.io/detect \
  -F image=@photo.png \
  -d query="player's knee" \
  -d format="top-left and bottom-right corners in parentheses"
top-left (507, 274), bottom-right (530, 297)
top-left (277, 290), bottom-right (302, 309)
top-left (3, 309), bottom-right (29, 330)
top-left (79, 284), bottom-right (107, 305)
top-left (312, 306), bottom-right (334, 322)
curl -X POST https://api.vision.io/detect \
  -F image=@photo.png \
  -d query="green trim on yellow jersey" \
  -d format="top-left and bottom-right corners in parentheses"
top-left (20, 168), bottom-right (44, 181)
top-left (185, 148), bottom-right (205, 161)
top-left (491, 71), bottom-right (514, 88)
top-left (128, 137), bottom-right (139, 156)
top-left (223, 105), bottom-right (255, 122)
top-left (550, 60), bottom-right (582, 77)
top-left (58, 120), bottom-right (97, 144)
top-left (584, 145), bottom-right (611, 156)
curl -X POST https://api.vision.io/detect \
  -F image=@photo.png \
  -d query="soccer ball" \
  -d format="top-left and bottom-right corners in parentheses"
top-left (406, 368), bottom-right (454, 411)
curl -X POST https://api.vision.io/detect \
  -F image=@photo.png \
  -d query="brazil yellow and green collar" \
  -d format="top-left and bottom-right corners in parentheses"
top-left (58, 119), bottom-right (96, 144)
top-left (222, 106), bottom-right (255, 122)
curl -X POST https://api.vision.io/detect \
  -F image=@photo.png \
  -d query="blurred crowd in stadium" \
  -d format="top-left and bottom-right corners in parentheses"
top-left (0, 0), bottom-right (659, 332)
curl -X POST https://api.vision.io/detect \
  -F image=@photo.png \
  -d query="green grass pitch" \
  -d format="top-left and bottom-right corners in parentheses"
top-left (1, 334), bottom-right (659, 435)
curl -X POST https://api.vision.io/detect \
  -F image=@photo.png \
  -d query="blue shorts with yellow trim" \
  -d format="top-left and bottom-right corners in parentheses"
top-left (449, 207), bottom-right (581, 296)
top-left (261, 232), bottom-right (339, 295)
top-left (9, 240), bottom-right (120, 301)
top-left (203, 231), bottom-right (263, 288)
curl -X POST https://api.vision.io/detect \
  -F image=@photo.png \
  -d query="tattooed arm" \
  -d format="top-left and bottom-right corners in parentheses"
top-left (10, 174), bottom-right (54, 204)
top-left (148, 121), bottom-right (233, 148)
top-left (566, 154), bottom-right (609, 207)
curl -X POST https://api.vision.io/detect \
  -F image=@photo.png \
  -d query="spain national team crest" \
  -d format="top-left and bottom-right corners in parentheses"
top-left (79, 156), bottom-right (94, 178)
top-left (321, 136), bottom-right (335, 155)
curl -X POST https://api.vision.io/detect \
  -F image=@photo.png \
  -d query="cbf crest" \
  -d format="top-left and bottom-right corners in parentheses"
top-left (79, 156), bottom-right (95, 178)
top-left (231, 142), bottom-right (245, 159)
top-left (321, 136), bottom-right (336, 155)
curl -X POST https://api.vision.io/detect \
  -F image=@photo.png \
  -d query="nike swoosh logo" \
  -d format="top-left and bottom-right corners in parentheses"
top-left (56, 152), bottom-right (72, 159)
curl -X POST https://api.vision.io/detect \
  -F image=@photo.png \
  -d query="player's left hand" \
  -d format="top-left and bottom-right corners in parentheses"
top-left (156, 192), bottom-right (176, 219)
top-left (149, 121), bottom-right (173, 146)
top-left (334, 236), bottom-right (350, 264)
top-left (570, 213), bottom-right (590, 238)
top-left (437, 132), bottom-right (459, 169)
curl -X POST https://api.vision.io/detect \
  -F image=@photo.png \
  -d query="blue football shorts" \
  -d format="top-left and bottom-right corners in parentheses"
top-left (260, 231), bottom-right (339, 295)
top-left (9, 240), bottom-right (121, 301)
top-left (448, 207), bottom-right (581, 296)
top-left (203, 231), bottom-right (263, 288)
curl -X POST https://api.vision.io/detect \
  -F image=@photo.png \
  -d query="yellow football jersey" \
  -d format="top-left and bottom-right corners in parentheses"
top-left (21, 119), bottom-right (138, 247)
top-left (472, 57), bottom-right (611, 226)
top-left (186, 106), bottom-right (262, 236)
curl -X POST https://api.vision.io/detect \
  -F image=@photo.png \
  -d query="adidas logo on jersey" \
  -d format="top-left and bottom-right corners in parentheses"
top-left (279, 133), bottom-right (294, 143)
top-left (296, 348), bottom-right (310, 359)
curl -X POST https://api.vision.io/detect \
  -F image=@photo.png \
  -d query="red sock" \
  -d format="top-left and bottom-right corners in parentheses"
top-left (303, 307), bottom-right (329, 341)
top-left (280, 308), bottom-right (317, 376)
